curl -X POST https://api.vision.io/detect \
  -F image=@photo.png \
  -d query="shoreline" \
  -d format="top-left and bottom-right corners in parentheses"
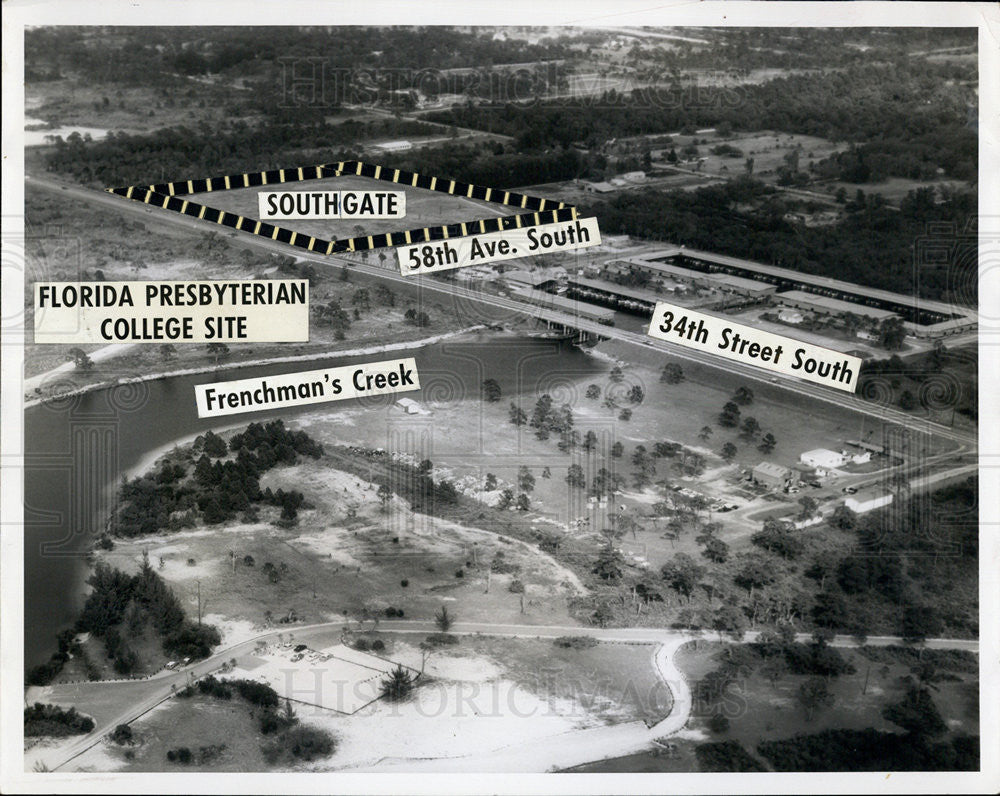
top-left (23, 326), bottom-right (488, 411)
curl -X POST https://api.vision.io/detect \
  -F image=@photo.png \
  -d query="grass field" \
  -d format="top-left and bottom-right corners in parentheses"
top-left (202, 175), bottom-right (510, 244)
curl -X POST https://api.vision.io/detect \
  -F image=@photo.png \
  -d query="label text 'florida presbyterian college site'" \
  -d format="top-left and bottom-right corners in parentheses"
top-left (647, 302), bottom-right (861, 392)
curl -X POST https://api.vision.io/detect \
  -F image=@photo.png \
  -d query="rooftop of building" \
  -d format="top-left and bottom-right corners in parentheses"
top-left (776, 290), bottom-right (899, 320)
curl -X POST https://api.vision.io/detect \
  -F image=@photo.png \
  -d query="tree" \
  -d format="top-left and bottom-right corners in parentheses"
top-left (712, 604), bottom-right (748, 640)
top-left (160, 344), bottom-right (177, 362)
top-left (380, 664), bottom-right (415, 701)
top-left (484, 473), bottom-right (498, 491)
top-left (610, 365), bottom-right (625, 383)
top-left (878, 316), bottom-right (906, 351)
top-left (752, 519), bottom-right (803, 560)
top-left (592, 545), bottom-right (624, 582)
top-left (206, 342), bottom-right (229, 365)
top-left (733, 386), bottom-right (754, 406)
top-left (585, 384), bottom-right (601, 400)
top-left (720, 442), bottom-right (738, 462)
top-left (661, 553), bottom-right (705, 602)
top-left (900, 603), bottom-right (944, 646)
top-left (797, 677), bottom-right (834, 721)
top-left (698, 533), bottom-right (730, 564)
top-left (718, 401), bottom-right (741, 428)
top-left (517, 466), bottom-right (535, 493)
top-left (515, 493), bottom-right (531, 511)
top-left (565, 464), bottom-right (586, 490)
top-left (508, 403), bottom-right (527, 426)
top-left (67, 347), bottom-right (93, 372)
top-left (434, 605), bottom-right (454, 633)
top-left (758, 433), bottom-right (777, 454)
top-left (351, 287), bottom-right (371, 311)
top-left (592, 603), bottom-right (614, 628)
top-left (699, 426), bottom-right (713, 442)
top-left (482, 379), bottom-right (502, 403)
top-left (611, 441), bottom-right (624, 458)
top-left (377, 483), bottom-right (392, 512)
top-left (882, 686), bottom-right (947, 739)
top-left (898, 390), bottom-right (917, 411)
top-left (618, 408), bottom-right (633, 422)
top-left (797, 496), bottom-right (819, 521)
top-left (627, 385), bottom-right (644, 404)
top-left (496, 488), bottom-right (514, 509)
top-left (739, 417), bottom-right (761, 439)
top-left (829, 505), bottom-right (857, 531)
top-left (660, 363), bottom-right (684, 384)
top-left (734, 551), bottom-right (777, 597)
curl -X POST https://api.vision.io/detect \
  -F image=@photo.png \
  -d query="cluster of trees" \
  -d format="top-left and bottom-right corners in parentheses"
top-left (23, 703), bottom-right (95, 737)
top-left (584, 177), bottom-right (976, 303)
top-left (115, 421), bottom-right (322, 536)
top-left (44, 117), bottom-right (433, 187)
top-left (586, 473), bottom-right (975, 641)
top-left (72, 555), bottom-right (221, 676)
top-left (314, 300), bottom-right (352, 339)
top-left (858, 345), bottom-right (977, 420)
top-left (187, 674), bottom-right (336, 761)
top-left (427, 60), bottom-right (975, 179)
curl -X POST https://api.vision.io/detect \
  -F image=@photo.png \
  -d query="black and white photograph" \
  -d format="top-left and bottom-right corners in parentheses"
top-left (2, 2), bottom-right (998, 793)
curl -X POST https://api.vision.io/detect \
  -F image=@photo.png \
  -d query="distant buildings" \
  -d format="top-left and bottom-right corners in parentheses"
top-left (752, 462), bottom-right (793, 489)
top-left (800, 448), bottom-right (849, 470)
top-left (584, 181), bottom-right (616, 194)
top-left (370, 140), bottom-right (412, 153)
top-left (774, 290), bottom-right (898, 324)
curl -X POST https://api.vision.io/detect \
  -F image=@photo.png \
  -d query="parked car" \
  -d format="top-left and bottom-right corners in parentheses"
top-left (842, 486), bottom-right (858, 494)
top-left (164, 661), bottom-right (178, 670)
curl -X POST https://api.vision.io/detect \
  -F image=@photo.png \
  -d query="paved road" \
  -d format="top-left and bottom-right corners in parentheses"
top-left (28, 176), bottom-right (977, 452)
top-left (35, 616), bottom-right (977, 772)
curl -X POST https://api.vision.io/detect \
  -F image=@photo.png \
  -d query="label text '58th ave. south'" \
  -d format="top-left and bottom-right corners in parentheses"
top-left (397, 217), bottom-right (602, 273)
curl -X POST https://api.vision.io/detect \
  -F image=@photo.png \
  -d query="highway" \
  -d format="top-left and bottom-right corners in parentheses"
top-left (28, 176), bottom-right (977, 452)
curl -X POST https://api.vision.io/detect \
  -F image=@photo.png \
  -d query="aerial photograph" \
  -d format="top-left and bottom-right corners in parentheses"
top-left (6, 11), bottom-right (993, 791)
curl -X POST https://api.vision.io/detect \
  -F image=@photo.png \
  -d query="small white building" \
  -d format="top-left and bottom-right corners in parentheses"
top-left (371, 140), bottom-right (412, 153)
top-left (778, 309), bottom-right (805, 325)
top-left (845, 491), bottom-right (893, 514)
top-left (395, 397), bottom-right (422, 415)
top-left (800, 448), bottom-right (849, 469)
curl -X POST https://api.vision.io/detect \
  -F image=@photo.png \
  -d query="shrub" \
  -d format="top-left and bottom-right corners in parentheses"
top-left (353, 638), bottom-right (370, 651)
top-left (23, 704), bottom-right (95, 737)
top-left (695, 740), bottom-right (766, 772)
top-left (424, 633), bottom-right (459, 646)
top-left (110, 724), bottom-right (134, 745)
top-left (371, 639), bottom-right (385, 652)
top-left (553, 636), bottom-right (598, 650)
top-left (400, 579), bottom-right (409, 587)
top-left (508, 579), bottom-right (525, 594)
top-left (166, 747), bottom-right (192, 764)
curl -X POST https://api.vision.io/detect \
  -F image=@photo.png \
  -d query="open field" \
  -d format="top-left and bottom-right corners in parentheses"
top-left (22, 183), bottom-right (487, 393)
top-left (27, 79), bottom-right (258, 136)
top-left (67, 634), bottom-right (650, 772)
top-left (202, 175), bottom-right (510, 243)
